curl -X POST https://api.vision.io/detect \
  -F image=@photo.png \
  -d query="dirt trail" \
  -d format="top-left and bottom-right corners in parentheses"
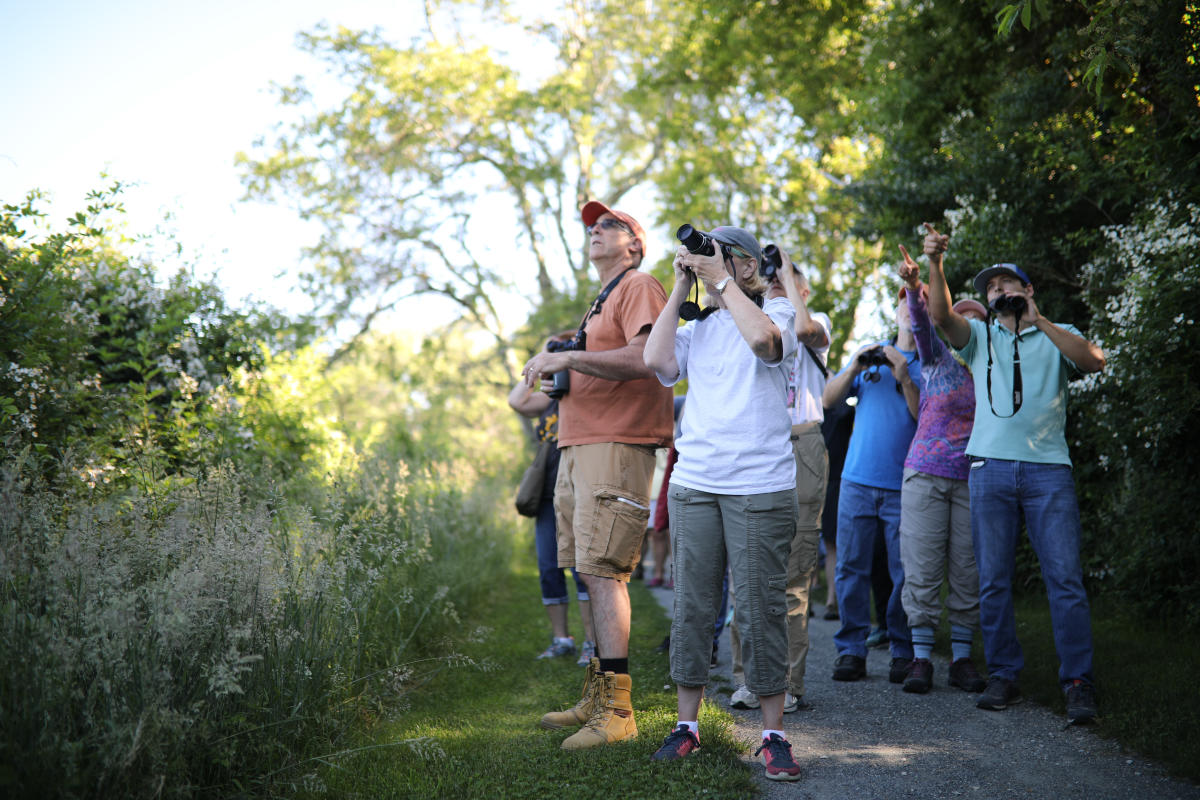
top-left (647, 582), bottom-right (1198, 800)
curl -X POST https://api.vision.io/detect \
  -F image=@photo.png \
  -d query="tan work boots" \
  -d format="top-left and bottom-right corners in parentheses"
top-left (539, 658), bottom-right (638, 749)
top-left (540, 658), bottom-right (601, 730)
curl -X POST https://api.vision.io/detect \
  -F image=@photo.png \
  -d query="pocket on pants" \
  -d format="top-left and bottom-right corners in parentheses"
top-left (767, 573), bottom-right (788, 617)
top-left (587, 485), bottom-right (650, 573)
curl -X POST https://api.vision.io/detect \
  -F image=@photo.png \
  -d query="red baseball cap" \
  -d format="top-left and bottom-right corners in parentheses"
top-left (581, 200), bottom-right (647, 263)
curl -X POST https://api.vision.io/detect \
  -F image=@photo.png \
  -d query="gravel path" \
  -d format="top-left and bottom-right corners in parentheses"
top-left (647, 582), bottom-right (1199, 799)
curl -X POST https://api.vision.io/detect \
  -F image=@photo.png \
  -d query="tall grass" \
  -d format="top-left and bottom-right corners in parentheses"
top-left (0, 449), bottom-right (514, 798)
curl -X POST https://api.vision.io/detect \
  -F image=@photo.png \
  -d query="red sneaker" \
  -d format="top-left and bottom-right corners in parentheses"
top-left (755, 733), bottom-right (802, 781)
top-left (651, 724), bottom-right (700, 761)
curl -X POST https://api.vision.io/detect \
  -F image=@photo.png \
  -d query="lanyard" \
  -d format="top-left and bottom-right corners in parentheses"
top-left (985, 320), bottom-right (1024, 417)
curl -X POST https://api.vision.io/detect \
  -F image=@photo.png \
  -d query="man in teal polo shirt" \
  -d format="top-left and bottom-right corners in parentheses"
top-left (920, 223), bottom-right (1106, 724)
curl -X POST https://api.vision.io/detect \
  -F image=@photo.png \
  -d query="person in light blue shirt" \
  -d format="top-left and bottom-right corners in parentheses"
top-left (822, 291), bottom-right (922, 685)
top-left (921, 223), bottom-right (1106, 725)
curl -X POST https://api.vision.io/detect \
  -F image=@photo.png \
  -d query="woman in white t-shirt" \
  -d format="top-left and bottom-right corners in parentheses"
top-left (642, 225), bottom-right (804, 782)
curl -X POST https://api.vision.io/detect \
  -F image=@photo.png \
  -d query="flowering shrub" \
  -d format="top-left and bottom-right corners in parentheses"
top-left (1, 188), bottom-right (294, 485)
top-left (1071, 198), bottom-right (1200, 624)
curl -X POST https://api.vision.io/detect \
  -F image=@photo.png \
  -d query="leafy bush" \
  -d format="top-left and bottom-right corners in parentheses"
top-left (1, 187), bottom-right (521, 797)
top-left (1, 187), bottom-right (307, 484)
top-left (1072, 198), bottom-right (1200, 625)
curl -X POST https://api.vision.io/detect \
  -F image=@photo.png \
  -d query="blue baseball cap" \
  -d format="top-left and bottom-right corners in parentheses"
top-left (972, 263), bottom-right (1031, 296)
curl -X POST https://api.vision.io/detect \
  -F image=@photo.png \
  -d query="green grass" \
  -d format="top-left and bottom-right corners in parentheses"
top-left (1010, 591), bottom-right (1200, 782)
top-left (306, 558), bottom-right (758, 799)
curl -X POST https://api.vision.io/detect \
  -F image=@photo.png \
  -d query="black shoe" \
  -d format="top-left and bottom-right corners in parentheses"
top-left (976, 675), bottom-right (1023, 710)
top-left (888, 657), bottom-right (912, 684)
top-left (832, 654), bottom-right (866, 681)
top-left (822, 606), bottom-right (839, 621)
top-left (1065, 680), bottom-right (1098, 724)
top-left (902, 658), bottom-right (933, 693)
top-left (948, 658), bottom-right (987, 693)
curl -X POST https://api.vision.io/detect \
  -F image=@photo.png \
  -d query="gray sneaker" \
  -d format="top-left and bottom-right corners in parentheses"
top-left (730, 684), bottom-right (760, 709)
top-left (976, 675), bottom-right (1023, 710)
top-left (538, 636), bottom-right (575, 660)
top-left (783, 692), bottom-right (811, 712)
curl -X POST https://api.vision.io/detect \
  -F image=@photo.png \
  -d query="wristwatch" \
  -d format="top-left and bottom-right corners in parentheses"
top-left (714, 276), bottom-right (732, 295)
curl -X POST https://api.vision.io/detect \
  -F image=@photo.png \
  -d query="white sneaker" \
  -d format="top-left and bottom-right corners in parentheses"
top-left (730, 685), bottom-right (760, 709)
top-left (783, 692), bottom-right (800, 713)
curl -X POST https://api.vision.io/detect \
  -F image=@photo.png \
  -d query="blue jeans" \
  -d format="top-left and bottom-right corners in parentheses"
top-left (833, 479), bottom-right (912, 659)
top-left (536, 497), bottom-right (587, 604)
top-left (968, 458), bottom-right (1094, 686)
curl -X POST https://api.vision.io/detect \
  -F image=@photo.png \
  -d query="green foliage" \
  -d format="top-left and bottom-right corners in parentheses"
top-left (238, 2), bottom-right (696, 357)
top-left (644, 0), bottom-right (887, 364)
top-left (0, 442), bottom-right (513, 798)
top-left (835, 0), bottom-right (1200, 621)
top-left (1, 188), bottom-right (309, 483)
top-left (1, 186), bottom-right (526, 797)
top-left (1071, 198), bottom-right (1200, 624)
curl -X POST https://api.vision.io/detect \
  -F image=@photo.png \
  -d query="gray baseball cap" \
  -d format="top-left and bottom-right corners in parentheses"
top-left (709, 226), bottom-right (763, 267)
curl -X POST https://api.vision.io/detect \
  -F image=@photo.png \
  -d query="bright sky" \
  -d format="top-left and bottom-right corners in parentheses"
top-left (0, 0), bottom-right (430, 316)
top-left (1, 0), bottom-right (875, 353)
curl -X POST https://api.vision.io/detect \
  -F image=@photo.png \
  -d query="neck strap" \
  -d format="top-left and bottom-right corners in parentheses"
top-left (985, 317), bottom-right (1024, 417)
top-left (576, 267), bottom-right (634, 336)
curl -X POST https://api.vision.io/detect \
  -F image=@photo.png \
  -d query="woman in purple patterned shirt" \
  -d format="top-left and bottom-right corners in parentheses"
top-left (893, 231), bottom-right (989, 696)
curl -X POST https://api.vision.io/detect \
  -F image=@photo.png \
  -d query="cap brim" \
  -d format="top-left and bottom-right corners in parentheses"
top-left (581, 201), bottom-right (613, 227)
top-left (972, 266), bottom-right (1007, 296)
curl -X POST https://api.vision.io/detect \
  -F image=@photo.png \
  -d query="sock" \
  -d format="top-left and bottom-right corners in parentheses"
top-left (951, 625), bottom-right (974, 662)
top-left (762, 729), bottom-right (786, 741)
top-left (599, 657), bottom-right (629, 675)
top-left (911, 625), bottom-right (936, 660)
top-left (676, 721), bottom-right (699, 737)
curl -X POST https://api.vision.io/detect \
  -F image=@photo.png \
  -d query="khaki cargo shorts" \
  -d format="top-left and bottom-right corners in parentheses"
top-left (554, 442), bottom-right (655, 581)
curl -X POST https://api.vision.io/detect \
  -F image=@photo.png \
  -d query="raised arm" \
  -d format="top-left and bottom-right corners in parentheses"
top-left (777, 247), bottom-right (829, 349)
top-left (644, 247), bottom-right (693, 381)
top-left (1023, 299), bottom-right (1107, 373)
top-left (922, 223), bottom-right (972, 350)
top-left (823, 343), bottom-right (874, 408)
top-left (686, 245), bottom-right (784, 363)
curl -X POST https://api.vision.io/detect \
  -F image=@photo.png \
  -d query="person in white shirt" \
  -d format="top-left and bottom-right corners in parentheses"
top-left (643, 225), bottom-right (804, 782)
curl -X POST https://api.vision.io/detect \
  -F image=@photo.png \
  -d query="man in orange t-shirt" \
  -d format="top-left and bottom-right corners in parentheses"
top-left (522, 200), bottom-right (673, 750)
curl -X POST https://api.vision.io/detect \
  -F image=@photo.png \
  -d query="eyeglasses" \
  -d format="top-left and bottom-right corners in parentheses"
top-left (586, 218), bottom-right (632, 236)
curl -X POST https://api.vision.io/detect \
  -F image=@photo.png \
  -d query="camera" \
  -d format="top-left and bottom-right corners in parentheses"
top-left (676, 224), bottom-right (717, 257)
top-left (544, 333), bottom-right (586, 399)
top-left (760, 244), bottom-right (784, 281)
top-left (858, 346), bottom-right (890, 382)
top-left (990, 294), bottom-right (1027, 316)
